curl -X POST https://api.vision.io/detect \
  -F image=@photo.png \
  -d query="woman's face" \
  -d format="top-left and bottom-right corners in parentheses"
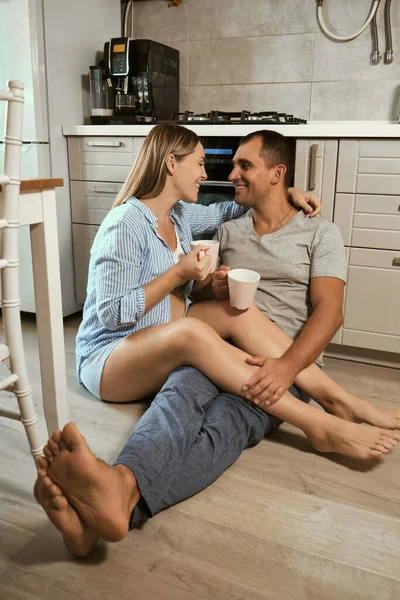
top-left (173, 142), bottom-right (208, 203)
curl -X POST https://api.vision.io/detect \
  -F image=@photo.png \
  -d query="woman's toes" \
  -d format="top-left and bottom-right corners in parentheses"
top-left (375, 444), bottom-right (390, 454)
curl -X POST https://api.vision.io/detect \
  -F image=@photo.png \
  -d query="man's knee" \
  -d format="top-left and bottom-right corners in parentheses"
top-left (159, 366), bottom-right (219, 401)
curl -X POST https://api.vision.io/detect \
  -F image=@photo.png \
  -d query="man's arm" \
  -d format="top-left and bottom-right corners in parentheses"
top-left (281, 276), bottom-right (344, 372)
top-left (243, 277), bottom-right (344, 406)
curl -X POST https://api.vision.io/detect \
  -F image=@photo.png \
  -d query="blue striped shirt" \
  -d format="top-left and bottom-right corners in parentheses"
top-left (76, 197), bottom-right (247, 382)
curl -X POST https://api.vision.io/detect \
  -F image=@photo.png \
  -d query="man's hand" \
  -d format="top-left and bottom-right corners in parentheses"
top-left (242, 356), bottom-right (297, 406)
top-left (210, 265), bottom-right (230, 300)
top-left (288, 187), bottom-right (321, 217)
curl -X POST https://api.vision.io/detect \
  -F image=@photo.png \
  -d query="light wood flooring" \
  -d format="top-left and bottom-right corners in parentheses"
top-left (1, 313), bottom-right (400, 600)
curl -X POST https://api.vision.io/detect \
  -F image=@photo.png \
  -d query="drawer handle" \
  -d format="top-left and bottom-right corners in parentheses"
top-left (93, 186), bottom-right (121, 194)
top-left (308, 144), bottom-right (318, 191)
top-left (87, 140), bottom-right (122, 148)
top-left (393, 257), bottom-right (400, 267)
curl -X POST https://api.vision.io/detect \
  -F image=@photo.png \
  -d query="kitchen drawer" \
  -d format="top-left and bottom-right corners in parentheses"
top-left (68, 136), bottom-right (144, 182)
top-left (354, 194), bottom-right (400, 215)
top-left (72, 223), bottom-right (99, 304)
top-left (337, 139), bottom-right (400, 194)
top-left (342, 248), bottom-right (400, 351)
top-left (71, 181), bottom-right (122, 225)
top-left (334, 193), bottom-right (400, 249)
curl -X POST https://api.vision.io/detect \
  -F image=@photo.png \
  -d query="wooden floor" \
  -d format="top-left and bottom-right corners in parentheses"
top-left (1, 313), bottom-right (400, 600)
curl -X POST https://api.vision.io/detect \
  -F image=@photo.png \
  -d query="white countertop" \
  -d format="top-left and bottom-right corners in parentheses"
top-left (62, 121), bottom-right (400, 138)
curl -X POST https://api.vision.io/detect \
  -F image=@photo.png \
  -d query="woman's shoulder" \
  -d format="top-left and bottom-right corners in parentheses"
top-left (102, 198), bottom-right (147, 231)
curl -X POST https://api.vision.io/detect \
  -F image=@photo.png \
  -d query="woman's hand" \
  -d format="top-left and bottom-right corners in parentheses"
top-left (174, 246), bottom-right (212, 283)
top-left (288, 187), bottom-right (321, 217)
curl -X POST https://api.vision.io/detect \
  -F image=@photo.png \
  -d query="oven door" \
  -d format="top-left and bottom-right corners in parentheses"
top-left (194, 181), bottom-right (237, 240)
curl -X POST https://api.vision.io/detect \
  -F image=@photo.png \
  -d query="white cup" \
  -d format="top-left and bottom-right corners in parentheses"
top-left (227, 269), bottom-right (261, 310)
top-left (189, 239), bottom-right (220, 272)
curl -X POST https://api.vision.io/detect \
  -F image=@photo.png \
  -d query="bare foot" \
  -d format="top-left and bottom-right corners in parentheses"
top-left (45, 423), bottom-right (140, 543)
top-left (306, 414), bottom-right (400, 460)
top-left (34, 458), bottom-right (99, 557)
top-left (318, 393), bottom-right (400, 431)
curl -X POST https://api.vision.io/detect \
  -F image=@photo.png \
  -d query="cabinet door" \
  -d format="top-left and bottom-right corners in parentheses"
top-left (341, 248), bottom-right (400, 353)
top-left (294, 139), bottom-right (338, 221)
top-left (72, 224), bottom-right (99, 304)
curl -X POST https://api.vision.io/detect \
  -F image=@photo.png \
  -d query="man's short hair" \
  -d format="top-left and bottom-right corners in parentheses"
top-left (239, 130), bottom-right (295, 188)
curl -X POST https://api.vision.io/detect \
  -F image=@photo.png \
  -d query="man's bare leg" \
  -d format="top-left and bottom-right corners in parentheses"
top-left (34, 458), bottom-right (99, 557)
top-left (35, 425), bottom-right (141, 550)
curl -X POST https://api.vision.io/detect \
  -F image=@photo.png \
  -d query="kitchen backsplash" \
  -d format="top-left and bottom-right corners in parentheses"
top-left (126, 0), bottom-right (400, 121)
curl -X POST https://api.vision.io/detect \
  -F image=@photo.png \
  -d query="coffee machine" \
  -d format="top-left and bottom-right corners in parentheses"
top-left (90, 38), bottom-right (180, 124)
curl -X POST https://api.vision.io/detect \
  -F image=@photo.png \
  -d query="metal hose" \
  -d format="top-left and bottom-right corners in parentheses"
top-left (384, 0), bottom-right (394, 64)
top-left (370, 13), bottom-right (381, 65)
top-left (317, 0), bottom-right (382, 42)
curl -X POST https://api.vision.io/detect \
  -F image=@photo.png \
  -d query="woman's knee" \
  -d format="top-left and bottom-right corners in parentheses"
top-left (169, 317), bottom-right (215, 352)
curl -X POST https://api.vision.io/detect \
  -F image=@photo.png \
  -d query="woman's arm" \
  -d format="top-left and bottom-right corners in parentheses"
top-left (95, 221), bottom-right (211, 329)
top-left (180, 189), bottom-right (321, 237)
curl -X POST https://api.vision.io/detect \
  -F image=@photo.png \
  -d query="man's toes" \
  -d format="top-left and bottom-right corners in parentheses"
top-left (51, 495), bottom-right (68, 511)
top-left (37, 456), bottom-right (49, 470)
top-left (52, 430), bottom-right (62, 444)
top-left (62, 422), bottom-right (87, 452)
top-left (43, 445), bottom-right (53, 460)
top-left (33, 479), bottom-right (40, 503)
top-left (48, 482), bottom-right (63, 499)
top-left (48, 437), bottom-right (60, 456)
top-left (41, 475), bottom-right (55, 490)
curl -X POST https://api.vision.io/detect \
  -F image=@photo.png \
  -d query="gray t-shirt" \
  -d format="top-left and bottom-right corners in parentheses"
top-left (215, 210), bottom-right (347, 366)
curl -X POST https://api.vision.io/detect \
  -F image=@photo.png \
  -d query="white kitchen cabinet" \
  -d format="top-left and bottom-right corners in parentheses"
top-left (332, 139), bottom-right (400, 358)
top-left (68, 136), bottom-right (145, 303)
top-left (342, 248), bottom-right (400, 353)
top-left (294, 139), bottom-right (338, 221)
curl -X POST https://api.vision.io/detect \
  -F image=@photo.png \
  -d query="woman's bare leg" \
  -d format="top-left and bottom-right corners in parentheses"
top-left (100, 317), bottom-right (399, 460)
top-left (188, 300), bottom-right (400, 430)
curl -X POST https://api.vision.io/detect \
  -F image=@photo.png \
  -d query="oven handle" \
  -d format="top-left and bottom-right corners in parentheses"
top-left (200, 181), bottom-right (234, 188)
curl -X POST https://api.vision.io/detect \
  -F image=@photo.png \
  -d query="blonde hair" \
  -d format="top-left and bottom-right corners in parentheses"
top-left (112, 123), bottom-right (200, 208)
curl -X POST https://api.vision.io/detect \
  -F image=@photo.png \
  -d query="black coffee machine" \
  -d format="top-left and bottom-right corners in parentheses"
top-left (90, 37), bottom-right (180, 124)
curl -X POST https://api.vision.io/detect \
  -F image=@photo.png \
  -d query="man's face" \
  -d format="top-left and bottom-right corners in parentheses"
top-left (228, 137), bottom-right (277, 206)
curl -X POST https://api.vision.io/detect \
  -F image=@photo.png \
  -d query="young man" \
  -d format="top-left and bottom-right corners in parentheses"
top-left (34, 131), bottom-right (399, 557)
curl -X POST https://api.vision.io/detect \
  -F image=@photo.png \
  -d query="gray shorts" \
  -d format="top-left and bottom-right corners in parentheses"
top-left (80, 339), bottom-right (122, 399)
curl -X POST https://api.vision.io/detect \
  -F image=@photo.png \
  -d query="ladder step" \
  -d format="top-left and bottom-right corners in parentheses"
top-left (0, 373), bottom-right (19, 390)
top-left (0, 343), bottom-right (10, 361)
top-left (0, 175), bottom-right (10, 185)
top-left (0, 259), bottom-right (8, 269)
top-left (0, 219), bottom-right (8, 230)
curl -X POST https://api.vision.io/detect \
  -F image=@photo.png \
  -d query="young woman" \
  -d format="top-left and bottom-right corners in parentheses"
top-left (76, 123), bottom-right (399, 460)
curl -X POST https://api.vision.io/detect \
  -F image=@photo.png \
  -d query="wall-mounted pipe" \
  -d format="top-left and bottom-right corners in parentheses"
top-left (370, 12), bottom-right (381, 65)
top-left (317, 0), bottom-right (382, 42)
top-left (384, 0), bottom-right (394, 64)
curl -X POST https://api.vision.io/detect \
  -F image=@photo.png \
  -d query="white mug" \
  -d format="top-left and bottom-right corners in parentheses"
top-left (227, 269), bottom-right (261, 310)
top-left (189, 239), bottom-right (220, 272)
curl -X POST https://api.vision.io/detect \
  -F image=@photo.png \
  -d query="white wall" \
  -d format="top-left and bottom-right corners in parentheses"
top-left (128, 0), bottom-right (400, 121)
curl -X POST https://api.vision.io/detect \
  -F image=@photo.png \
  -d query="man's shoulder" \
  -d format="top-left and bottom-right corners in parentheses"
top-left (219, 209), bottom-right (251, 235)
top-left (293, 212), bottom-right (342, 239)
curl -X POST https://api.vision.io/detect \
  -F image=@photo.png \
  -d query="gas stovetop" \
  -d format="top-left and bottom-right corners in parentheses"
top-left (171, 110), bottom-right (307, 125)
